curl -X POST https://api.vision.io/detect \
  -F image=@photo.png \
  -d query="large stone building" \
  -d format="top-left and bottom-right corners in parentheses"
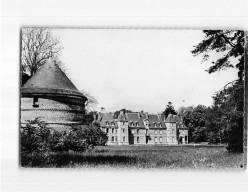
top-left (97, 111), bottom-right (188, 145)
top-left (21, 58), bottom-right (88, 131)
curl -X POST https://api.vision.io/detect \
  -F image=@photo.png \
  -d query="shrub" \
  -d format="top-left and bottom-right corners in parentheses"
top-left (20, 117), bottom-right (51, 153)
top-left (21, 118), bottom-right (108, 154)
top-left (68, 123), bottom-right (108, 150)
top-left (49, 130), bottom-right (67, 152)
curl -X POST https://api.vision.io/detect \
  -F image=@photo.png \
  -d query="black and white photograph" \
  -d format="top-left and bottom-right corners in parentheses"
top-left (1, 0), bottom-right (248, 192)
top-left (20, 28), bottom-right (246, 169)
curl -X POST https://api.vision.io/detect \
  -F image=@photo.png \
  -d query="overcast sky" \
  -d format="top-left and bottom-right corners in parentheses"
top-left (52, 29), bottom-right (238, 113)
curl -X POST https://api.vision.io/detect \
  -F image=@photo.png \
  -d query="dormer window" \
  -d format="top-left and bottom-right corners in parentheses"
top-left (33, 97), bottom-right (39, 108)
top-left (159, 123), bottom-right (162, 128)
top-left (136, 123), bottom-right (139, 127)
top-left (106, 121), bottom-right (109, 126)
top-left (132, 123), bottom-right (135, 127)
top-left (154, 123), bottom-right (157, 128)
top-left (111, 122), bottom-right (115, 126)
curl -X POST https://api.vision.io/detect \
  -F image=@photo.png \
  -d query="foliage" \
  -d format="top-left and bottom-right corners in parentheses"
top-left (69, 124), bottom-right (108, 149)
top-left (180, 105), bottom-right (207, 142)
top-left (49, 130), bottom-right (67, 152)
top-left (20, 117), bottom-right (51, 153)
top-left (192, 30), bottom-right (244, 152)
top-left (191, 30), bottom-right (244, 80)
top-left (80, 90), bottom-right (99, 111)
top-left (163, 102), bottom-right (177, 118)
top-left (213, 80), bottom-right (244, 152)
top-left (21, 28), bottom-right (63, 76)
top-left (20, 118), bottom-right (108, 154)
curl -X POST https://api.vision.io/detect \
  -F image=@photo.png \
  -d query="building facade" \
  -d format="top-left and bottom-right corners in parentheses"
top-left (97, 111), bottom-right (188, 145)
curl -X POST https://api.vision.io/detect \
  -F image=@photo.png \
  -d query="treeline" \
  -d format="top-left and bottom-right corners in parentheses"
top-left (180, 80), bottom-right (243, 152)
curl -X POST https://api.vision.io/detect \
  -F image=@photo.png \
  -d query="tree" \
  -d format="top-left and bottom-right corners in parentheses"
top-left (80, 90), bottom-right (99, 111)
top-left (163, 102), bottom-right (177, 118)
top-left (192, 30), bottom-right (244, 152)
top-left (21, 28), bottom-right (63, 76)
top-left (187, 105), bottom-right (207, 142)
top-left (191, 30), bottom-right (244, 80)
top-left (213, 80), bottom-right (244, 151)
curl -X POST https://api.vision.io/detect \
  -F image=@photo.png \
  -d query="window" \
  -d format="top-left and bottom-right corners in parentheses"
top-left (112, 136), bottom-right (114, 142)
top-left (146, 129), bottom-right (148, 134)
top-left (160, 130), bottom-right (162, 134)
top-left (132, 130), bottom-right (134, 134)
top-left (172, 137), bottom-right (174, 142)
top-left (33, 97), bottom-right (39, 108)
top-left (137, 136), bottom-right (139, 142)
top-left (137, 129), bottom-right (139, 134)
top-left (112, 128), bottom-right (114, 133)
top-left (155, 137), bottom-right (157, 142)
top-left (123, 128), bottom-right (125, 133)
top-left (160, 137), bottom-right (163, 142)
top-left (123, 136), bottom-right (125, 142)
top-left (155, 130), bottom-right (157, 134)
top-left (106, 128), bottom-right (109, 133)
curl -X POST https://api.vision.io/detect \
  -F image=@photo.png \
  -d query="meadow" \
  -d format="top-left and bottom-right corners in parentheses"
top-left (21, 145), bottom-right (245, 170)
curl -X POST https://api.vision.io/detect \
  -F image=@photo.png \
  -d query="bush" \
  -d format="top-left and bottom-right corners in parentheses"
top-left (49, 130), bottom-right (67, 152)
top-left (20, 118), bottom-right (108, 154)
top-left (69, 123), bottom-right (108, 149)
top-left (21, 117), bottom-right (51, 153)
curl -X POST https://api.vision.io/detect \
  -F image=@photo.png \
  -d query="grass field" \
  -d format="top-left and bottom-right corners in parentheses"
top-left (21, 145), bottom-right (245, 170)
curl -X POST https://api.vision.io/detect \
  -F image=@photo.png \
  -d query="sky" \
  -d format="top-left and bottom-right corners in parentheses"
top-left (52, 29), bottom-right (238, 113)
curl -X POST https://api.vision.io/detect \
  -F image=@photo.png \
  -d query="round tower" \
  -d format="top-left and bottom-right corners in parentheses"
top-left (21, 58), bottom-right (88, 131)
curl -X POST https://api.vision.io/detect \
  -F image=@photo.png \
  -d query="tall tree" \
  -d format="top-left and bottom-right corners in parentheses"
top-left (191, 30), bottom-right (244, 80)
top-left (21, 28), bottom-right (63, 76)
top-left (163, 102), bottom-right (177, 118)
top-left (192, 30), bottom-right (244, 152)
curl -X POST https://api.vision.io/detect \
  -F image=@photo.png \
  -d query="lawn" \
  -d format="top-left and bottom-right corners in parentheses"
top-left (20, 145), bottom-right (245, 170)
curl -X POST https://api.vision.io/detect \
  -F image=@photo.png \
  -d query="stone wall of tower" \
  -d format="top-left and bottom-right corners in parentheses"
top-left (21, 97), bottom-right (85, 131)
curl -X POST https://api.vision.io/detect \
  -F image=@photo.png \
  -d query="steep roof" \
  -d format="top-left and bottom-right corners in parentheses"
top-left (117, 111), bottom-right (127, 122)
top-left (126, 113), bottom-right (145, 128)
top-left (97, 112), bottom-right (117, 128)
top-left (164, 114), bottom-right (177, 123)
top-left (21, 58), bottom-right (86, 100)
top-left (146, 114), bottom-right (166, 129)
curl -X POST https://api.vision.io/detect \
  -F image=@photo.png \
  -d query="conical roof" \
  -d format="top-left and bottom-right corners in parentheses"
top-left (117, 111), bottom-right (127, 122)
top-left (21, 58), bottom-right (87, 100)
